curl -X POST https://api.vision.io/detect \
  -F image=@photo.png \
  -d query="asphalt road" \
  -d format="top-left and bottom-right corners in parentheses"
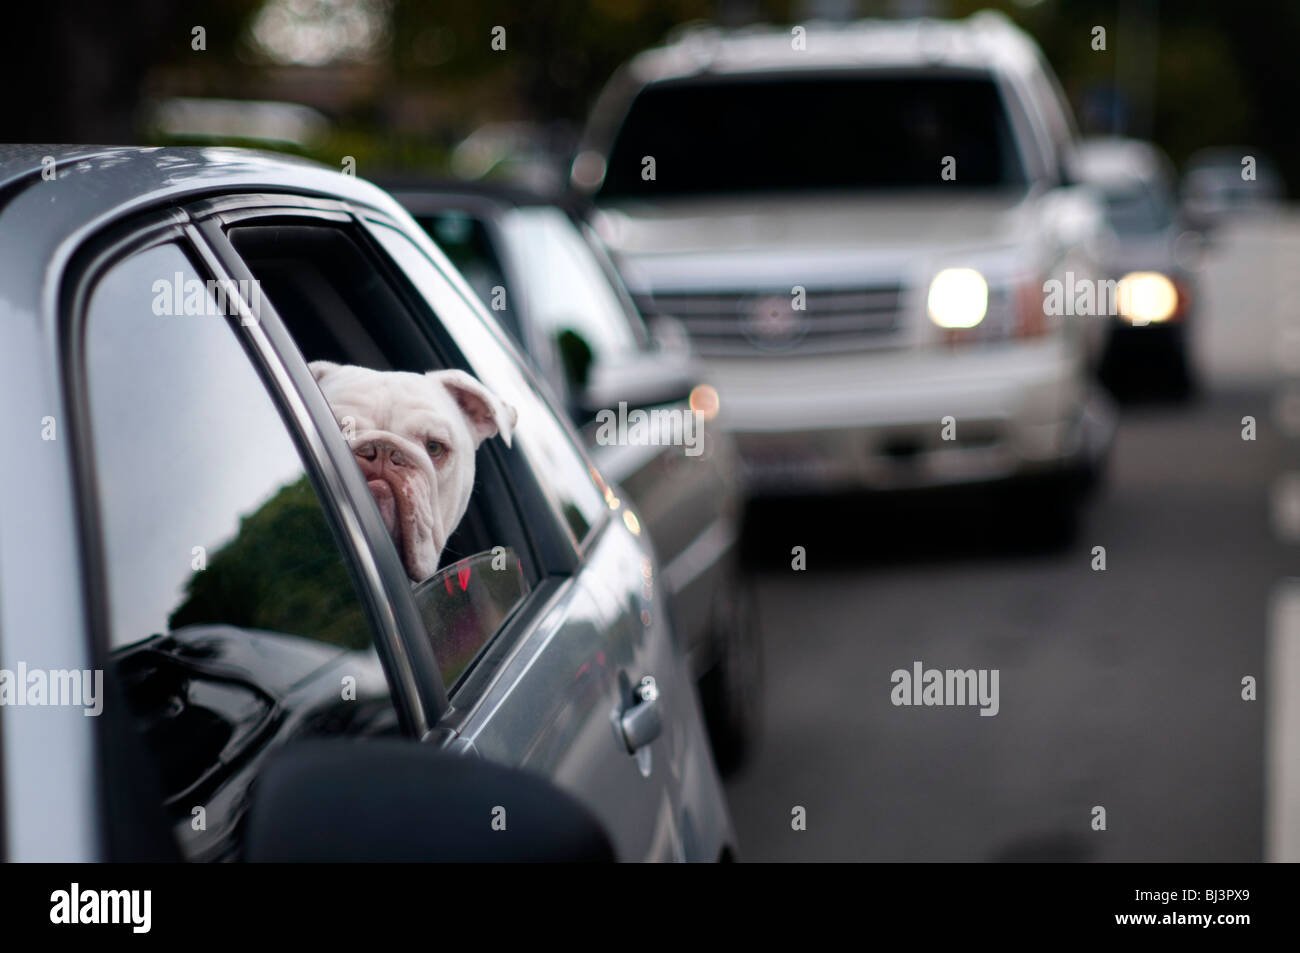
top-left (724, 212), bottom-right (1299, 861)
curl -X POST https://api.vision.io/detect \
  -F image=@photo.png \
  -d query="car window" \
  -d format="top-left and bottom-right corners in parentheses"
top-left (501, 206), bottom-right (645, 368)
top-left (366, 220), bottom-right (611, 548)
top-left (226, 220), bottom-right (537, 688)
top-left (83, 241), bottom-right (399, 861)
top-left (597, 73), bottom-right (1027, 198)
top-left (412, 549), bottom-right (530, 685)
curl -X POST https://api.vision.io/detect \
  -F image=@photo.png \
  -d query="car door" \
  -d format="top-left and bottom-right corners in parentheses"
top-left (197, 198), bottom-right (721, 860)
top-left (366, 221), bottom-right (729, 861)
top-left (64, 218), bottom-right (437, 861)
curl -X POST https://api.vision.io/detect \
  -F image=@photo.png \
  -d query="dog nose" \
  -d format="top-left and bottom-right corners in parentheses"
top-left (354, 440), bottom-right (410, 468)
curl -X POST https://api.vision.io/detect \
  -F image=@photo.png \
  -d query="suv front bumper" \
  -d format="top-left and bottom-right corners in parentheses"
top-left (703, 339), bottom-right (1115, 495)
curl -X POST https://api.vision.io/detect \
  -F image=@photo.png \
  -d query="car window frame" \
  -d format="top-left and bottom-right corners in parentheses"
top-left (61, 208), bottom-right (443, 744)
top-left (182, 194), bottom-right (610, 715)
top-left (997, 66), bottom-right (1061, 188)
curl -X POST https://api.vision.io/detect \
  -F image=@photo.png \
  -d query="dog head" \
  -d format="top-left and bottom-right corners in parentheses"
top-left (309, 361), bottom-right (517, 583)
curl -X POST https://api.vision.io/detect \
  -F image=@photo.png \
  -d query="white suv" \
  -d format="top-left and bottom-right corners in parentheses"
top-left (573, 11), bottom-right (1115, 528)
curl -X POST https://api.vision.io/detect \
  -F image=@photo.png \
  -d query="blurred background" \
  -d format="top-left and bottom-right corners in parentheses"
top-left (4, 0), bottom-right (1297, 188)
top-left (6, 0), bottom-right (1297, 862)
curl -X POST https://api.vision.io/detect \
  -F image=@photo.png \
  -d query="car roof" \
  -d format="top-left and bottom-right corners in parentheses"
top-left (622, 10), bottom-right (1043, 83)
top-left (0, 145), bottom-right (414, 332)
top-left (1075, 137), bottom-right (1175, 187)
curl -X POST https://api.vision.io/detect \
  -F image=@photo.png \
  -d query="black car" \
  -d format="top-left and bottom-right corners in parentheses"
top-left (1077, 137), bottom-right (1201, 399)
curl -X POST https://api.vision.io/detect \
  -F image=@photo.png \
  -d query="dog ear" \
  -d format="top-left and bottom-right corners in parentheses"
top-left (432, 369), bottom-right (517, 449)
top-left (308, 360), bottom-right (343, 387)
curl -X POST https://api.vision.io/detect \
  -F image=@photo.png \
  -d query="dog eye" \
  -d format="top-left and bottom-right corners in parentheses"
top-left (427, 440), bottom-right (447, 458)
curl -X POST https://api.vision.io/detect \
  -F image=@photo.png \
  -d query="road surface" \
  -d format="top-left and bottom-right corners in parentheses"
top-left (725, 212), bottom-right (1299, 861)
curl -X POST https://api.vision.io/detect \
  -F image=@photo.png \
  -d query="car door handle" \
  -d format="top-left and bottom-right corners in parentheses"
top-left (620, 676), bottom-right (662, 752)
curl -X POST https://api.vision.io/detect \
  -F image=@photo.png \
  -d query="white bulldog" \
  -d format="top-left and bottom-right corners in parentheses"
top-left (309, 361), bottom-right (517, 583)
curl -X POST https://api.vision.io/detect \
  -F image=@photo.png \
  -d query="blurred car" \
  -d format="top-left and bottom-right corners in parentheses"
top-left (0, 144), bottom-right (735, 862)
top-left (572, 11), bottom-right (1115, 535)
top-left (386, 181), bottom-right (762, 772)
top-left (1075, 136), bottom-right (1199, 398)
top-left (1181, 146), bottom-right (1284, 233)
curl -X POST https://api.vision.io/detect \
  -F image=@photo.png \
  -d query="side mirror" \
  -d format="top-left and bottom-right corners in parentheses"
top-left (246, 739), bottom-right (615, 862)
top-left (556, 328), bottom-right (595, 393)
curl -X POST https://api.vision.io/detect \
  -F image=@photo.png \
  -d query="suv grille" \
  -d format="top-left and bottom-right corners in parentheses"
top-left (648, 285), bottom-right (905, 355)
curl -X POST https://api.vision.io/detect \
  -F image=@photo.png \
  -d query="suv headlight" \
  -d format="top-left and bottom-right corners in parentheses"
top-left (927, 268), bottom-right (988, 329)
top-left (931, 269), bottom-right (1051, 346)
top-left (1117, 271), bottom-right (1179, 325)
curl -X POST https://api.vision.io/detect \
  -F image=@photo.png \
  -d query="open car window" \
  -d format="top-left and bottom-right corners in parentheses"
top-left (364, 220), bottom-right (611, 550)
top-left (225, 218), bottom-right (539, 691)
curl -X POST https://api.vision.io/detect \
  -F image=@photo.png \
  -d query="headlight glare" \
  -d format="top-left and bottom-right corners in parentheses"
top-left (1117, 271), bottom-right (1178, 325)
top-left (928, 268), bottom-right (989, 329)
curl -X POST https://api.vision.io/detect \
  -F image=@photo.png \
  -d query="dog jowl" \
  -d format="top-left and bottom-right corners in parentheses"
top-left (309, 361), bottom-right (517, 583)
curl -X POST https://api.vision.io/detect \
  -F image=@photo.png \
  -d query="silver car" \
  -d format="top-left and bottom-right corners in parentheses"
top-left (0, 144), bottom-right (735, 862)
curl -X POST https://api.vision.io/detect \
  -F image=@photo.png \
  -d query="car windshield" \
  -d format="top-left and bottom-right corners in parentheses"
top-left (597, 72), bottom-right (1027, 199)
top-left (1100, 181), bottom-right (1175, 235)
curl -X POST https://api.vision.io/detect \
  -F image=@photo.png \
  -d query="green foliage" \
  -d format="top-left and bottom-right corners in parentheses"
top-left (169, 476), bottom-right (372, 651)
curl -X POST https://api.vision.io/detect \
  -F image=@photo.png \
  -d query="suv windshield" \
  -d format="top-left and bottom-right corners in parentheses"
top-left (597, 73), bottom-right (1027, 199)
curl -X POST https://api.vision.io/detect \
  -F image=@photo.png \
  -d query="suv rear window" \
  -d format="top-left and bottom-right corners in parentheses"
top-left (597, 73), bottom-right (1027, 198)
